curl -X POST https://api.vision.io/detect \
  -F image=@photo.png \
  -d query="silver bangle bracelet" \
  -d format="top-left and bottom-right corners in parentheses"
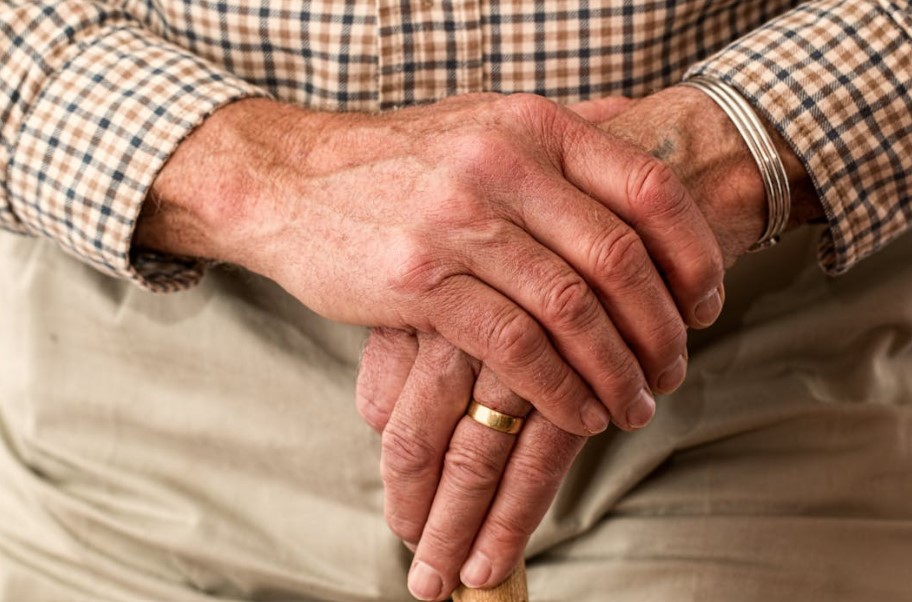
top-left (680, 75), bottom-right (791, 251)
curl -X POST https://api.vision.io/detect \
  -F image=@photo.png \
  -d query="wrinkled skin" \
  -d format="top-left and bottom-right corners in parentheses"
top-left (355, 89), bottom-right (819, 600)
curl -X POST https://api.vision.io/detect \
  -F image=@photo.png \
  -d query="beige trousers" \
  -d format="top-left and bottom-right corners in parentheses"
top-left (0, 226), bottom-right (910, 602)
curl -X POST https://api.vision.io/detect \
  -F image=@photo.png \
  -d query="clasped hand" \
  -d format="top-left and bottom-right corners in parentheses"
top-left (347, 96), bottom-right (728, 600)
top-left (143, 90), bottom-right (730, 602)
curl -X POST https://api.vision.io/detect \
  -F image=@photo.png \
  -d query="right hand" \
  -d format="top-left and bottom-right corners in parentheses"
top-left (353, 89), bottom-right (819, 600)
top-left (140, 93), bottom-right (724, 435)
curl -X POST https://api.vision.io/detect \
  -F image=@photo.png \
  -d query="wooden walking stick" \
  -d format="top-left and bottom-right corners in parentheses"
top-left (452, 558), bottom-right (528, 602)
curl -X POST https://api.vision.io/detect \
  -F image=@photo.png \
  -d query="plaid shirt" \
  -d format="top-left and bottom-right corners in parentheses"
top-left (1, 1), bottom-right (910, 290)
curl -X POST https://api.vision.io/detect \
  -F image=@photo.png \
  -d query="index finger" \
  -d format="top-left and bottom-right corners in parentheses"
top-left (381, 334), bottom-right (477, 547)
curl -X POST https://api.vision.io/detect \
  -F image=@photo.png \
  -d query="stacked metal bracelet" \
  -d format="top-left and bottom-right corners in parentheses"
top-left (681, 75), bottom-right (791, 251)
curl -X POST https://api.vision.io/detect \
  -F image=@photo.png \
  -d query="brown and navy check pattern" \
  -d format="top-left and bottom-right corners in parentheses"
top-left (1, 0), bottom-right (909, 289)
top-left (691, 0), bottom-right (912, 275)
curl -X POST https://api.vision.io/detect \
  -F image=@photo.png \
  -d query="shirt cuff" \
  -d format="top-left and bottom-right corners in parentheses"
top-left (685, 0), bottom-right (912, 275)
top-left (8, 25), bottom-right (268, 291)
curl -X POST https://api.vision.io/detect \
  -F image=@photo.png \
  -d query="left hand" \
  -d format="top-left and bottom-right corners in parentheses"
top-left (357, 87), bottom-right (820, 601)
top-left (359, 329), bottom-right (584, 602)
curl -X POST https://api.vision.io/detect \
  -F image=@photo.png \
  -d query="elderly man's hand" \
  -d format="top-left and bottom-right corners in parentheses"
top-left (138, 93), bottom-right (725, 436)
top-left (356, 87), bottom-right (820, 601)
top-left (359, 329), bottom-right (581, 601)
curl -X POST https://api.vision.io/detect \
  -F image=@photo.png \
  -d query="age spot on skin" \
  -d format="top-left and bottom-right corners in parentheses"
top-left (650, 136), bottom-right (677, 162)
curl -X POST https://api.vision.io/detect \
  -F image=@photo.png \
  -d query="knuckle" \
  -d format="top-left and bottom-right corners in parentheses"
top-left (381, 425), bottom-right (440, 485)
top-left (502, 92), bottom-right (557, 117)
top-left (473, 371), bottom-right (530, 415)
top-left (509, 452), bottom-right (565, 489)
top-left (693, 246), bottom-right (725, 294)
top-left (501, 93), bottom-right (565, 143)
top-left (477, 441), bottom-right (582, 543)
top-left (485, 509), bottom-right (536, 544)
top-left (386, 235), bottom-right (460, 300)
top-left (384, 507), bottom-right (424, 543)
top-left (443, 442), bottom-right (503, 496)
top-left (387, 236), bottom-right (438, 294)
top-left (541, 277), bottom-right (598, 330)
top-left (536, 364), bottom-right (580, 409)
top-left (412, 525), bottom-right (451, 557)
top-left (473, 219), bottom-right (519, 250)
top-left (432, 186), bottom-right (485, 224)
top-left (486, 309), bottom-right (541, 368)
top-left (509, 426), bottom-right (583, 489)
top-left (673, 240), bottom-right (725, 307)
top-left (642, 315), bottom-right (688, 367)
top-left (355, 394), bottom-right (390, 433)
top-left (626, 158), bottom-right (689, 222)
top-left (657, 316), bottom-right (688, 357)
top-left (451, 130), bottom-right (515, 174)
top-left (598, 351), bottom-right (645, 396)
top-left (592, 226), bottom-right (651, 290)
top-left (411, 339), bottom-right (464, 381)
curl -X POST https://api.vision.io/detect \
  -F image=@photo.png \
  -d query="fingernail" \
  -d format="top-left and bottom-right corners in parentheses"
top-left (581, 400), bottom-right (611, 434)
top-left (403, 540), bottom-right (417, 553)
top-left (694, 284), bottom-right (724, 327)
top-left (656, 354), bottom-right (687, 394)
top-left (626, 389), bottom-right (656, 429)
top-left (408, 561), bottom-right (443, 601)
top-left (461, 551), bottom-right (492, 588)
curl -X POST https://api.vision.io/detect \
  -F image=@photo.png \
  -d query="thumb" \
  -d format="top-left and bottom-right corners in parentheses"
top-left (566, 96), bottom-right (636, 124)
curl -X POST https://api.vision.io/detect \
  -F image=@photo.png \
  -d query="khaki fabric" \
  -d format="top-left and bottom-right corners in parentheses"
top-left (0, 226), bottom-right (910, 601)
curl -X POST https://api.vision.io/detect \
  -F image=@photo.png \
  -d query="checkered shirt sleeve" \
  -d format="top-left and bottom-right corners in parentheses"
top-left (3, 1), bottom-right (910, 288)
top-left (0, 1), bottom-right (266, 290)
top-left (688, 0), bottom-right (912, 275)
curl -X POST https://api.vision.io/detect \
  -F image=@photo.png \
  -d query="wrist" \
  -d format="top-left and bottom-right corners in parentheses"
top-left (604, 86), bottom-right (820, 264)
top-left (134, 98), bottom-right (329, 274)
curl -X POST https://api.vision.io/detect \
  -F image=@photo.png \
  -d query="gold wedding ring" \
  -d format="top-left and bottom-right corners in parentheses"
top-left (465, 400), bottom-right (524, 435)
